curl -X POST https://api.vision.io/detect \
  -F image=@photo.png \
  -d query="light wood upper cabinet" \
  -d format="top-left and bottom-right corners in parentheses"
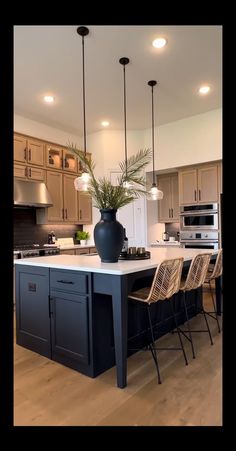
top-left (14, 134), bottom-right (44, 166)
top-left (46, 171), bottom-right (64, 222)
top-left (217, 162), bottom-right (222, 195)
top-left (14, 164), bottom-right (45, 181)
top-left (46, 144), bottom-right (63, 170)
top-left (27, 139), bottom-right (44, 166)
top-left (14, 135), bottom-right (27, 163)
top-left (78, 192), bottom-right (92, 224)
top-left (197, 165), bottom-right (218, 203)
top-left (63, 174), bottom-right (78, 222)
top-left (157, 173), bottom-right (179, 223)
top-left (179, 163), bottom-right (220, 205)
top-left (178, 169), bottom-right (198, 205)
top-left (62, 149), bottom-right (77, 173)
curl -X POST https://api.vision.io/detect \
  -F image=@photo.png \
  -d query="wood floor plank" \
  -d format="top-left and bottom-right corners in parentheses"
top-left (14, 293), bottom-right (222, 426)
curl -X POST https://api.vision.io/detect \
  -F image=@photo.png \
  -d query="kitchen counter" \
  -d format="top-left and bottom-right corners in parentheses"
top-left (58, 243), bottom-right (96, 250)
top-left (150, 241), bottom-right (181, 247)
top-left (14, 246), bottom-right (215, 275)
top-left (15, 247), bottom-right (220, 388)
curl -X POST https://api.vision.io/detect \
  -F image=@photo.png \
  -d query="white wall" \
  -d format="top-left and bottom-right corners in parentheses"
top-left (143, 108), bottom-right (222, 170)
top-left (14, 114), bottom-right (82, 147)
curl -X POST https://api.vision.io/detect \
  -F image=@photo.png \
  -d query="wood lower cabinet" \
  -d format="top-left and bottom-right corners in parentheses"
top-left (78, 192), bottom-right (92, 224)
top-left (46, 171), bottom-right (64, 222)
top-left (60, 249), bottom-right (76, 255)
top-left (157, 173), bottom-right (179, 223)
top-left (75, 248), bottom-right (90, 255)
top-left (179, 163), bottom-right (219, 205)
top-left (63, 174), bottom-right (78, 222)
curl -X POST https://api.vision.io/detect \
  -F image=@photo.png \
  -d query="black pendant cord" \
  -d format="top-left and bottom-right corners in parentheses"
top-left (77, 26), bottom-right (89, 160)
top-left (81, 34), bottom-right (87, 156)
top-left (151, 85), bottom-right (155, 185)
top-left (123, 64), bottom-right (128, 179)
top-left (119, 57), bottom-right (129, 181)
top-left (148, 80), bottom-right (157, 186)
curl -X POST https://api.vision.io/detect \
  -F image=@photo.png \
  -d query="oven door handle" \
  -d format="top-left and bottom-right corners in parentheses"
top-left (179, 211), bottom-right (218, 216)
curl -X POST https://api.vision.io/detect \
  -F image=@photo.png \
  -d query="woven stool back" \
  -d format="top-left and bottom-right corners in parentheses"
top-left (207, 249), bottom-right (223, 280)
top-left (181, 253), bottom-right (212, 292)
top-left (145, 257), bottom-right (184, 304)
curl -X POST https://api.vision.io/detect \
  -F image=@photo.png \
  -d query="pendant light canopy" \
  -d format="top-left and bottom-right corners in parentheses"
top-left (74, 26), bottom-right (90, 192)
top-left (147, 80), bottom-right (163, 201)
top-left (119, 57), bottom-right (132, 190)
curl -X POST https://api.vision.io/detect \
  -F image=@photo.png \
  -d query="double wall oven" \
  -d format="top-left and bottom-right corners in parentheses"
top-left (180, 203), bottom-right (219, 249)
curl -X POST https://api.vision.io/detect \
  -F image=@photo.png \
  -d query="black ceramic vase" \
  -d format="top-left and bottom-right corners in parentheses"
top-left (94, 209), bottom-right (124, 263)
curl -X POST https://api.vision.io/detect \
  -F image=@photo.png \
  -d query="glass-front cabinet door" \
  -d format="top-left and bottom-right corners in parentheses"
top-left (62, 149), bottom-right (77, 173)
top-left (46, 145), bottom-right (63, 170)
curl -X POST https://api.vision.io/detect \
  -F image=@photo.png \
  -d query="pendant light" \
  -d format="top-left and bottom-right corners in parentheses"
top-left (74, 26), bottom-right (90, 192)
top-left (119, 57), bottom-right (132, 189)
top-left (147, 80), bottom-right (163, 200)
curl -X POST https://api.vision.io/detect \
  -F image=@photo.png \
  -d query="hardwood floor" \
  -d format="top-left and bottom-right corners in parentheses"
top-left (14, 291), bottom-right (222, 426)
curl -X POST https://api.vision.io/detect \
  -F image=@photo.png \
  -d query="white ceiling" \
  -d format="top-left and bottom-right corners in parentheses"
top-left (14, 25), bottom-right (222, 135)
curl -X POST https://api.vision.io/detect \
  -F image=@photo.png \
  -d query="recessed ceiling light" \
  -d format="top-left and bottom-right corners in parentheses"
top-left (43, 95), bottom-right (55, 103)
top-left (101, 121), bottom-right (109, 127)
top-left (198, 86), bottom-right (211, 95)
top-left (152, 38), bottom-right (167, 49)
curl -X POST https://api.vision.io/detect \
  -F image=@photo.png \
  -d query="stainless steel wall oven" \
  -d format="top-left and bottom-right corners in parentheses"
top-left (180, 203), bottom-right (218, 231)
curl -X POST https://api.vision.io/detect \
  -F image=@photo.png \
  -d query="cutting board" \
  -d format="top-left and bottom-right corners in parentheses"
top-left (56, 237), bottom-right (74, 247)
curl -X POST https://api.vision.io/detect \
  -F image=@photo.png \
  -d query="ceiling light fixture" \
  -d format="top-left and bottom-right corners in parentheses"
top-left (43, 95), bottom-right (54, 103)
top-left (147, 80), bottom-right (163, 201)
top-left (119, 57), bottom-right (132, 190)
top-left (101, 120), bottom-right (109, 127)
top-left (74, 26), bottom-right (91, 192)
top-left (152, 38), bottom-right (167, 49)
top-left (198, 85), bottom-right (211, 95)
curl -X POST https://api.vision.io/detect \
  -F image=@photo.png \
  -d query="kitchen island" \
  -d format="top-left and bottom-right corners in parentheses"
top-left (15, 247), bottom-right (220, 388)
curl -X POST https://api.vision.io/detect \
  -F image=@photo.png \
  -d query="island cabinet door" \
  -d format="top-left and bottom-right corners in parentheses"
top-left (50, 291), bottom-right (89, 366)
top-left (15, 266), bottom-right (51, 358)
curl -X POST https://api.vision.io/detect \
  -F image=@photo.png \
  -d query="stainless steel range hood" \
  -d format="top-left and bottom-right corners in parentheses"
top-left (14, 180), bottom-right (53, 207)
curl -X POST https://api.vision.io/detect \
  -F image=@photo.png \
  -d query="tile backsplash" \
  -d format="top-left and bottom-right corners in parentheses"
top-left (14, 208), bottom-right (82, 246)
top-left (165, 222), bottom-right (180, 241)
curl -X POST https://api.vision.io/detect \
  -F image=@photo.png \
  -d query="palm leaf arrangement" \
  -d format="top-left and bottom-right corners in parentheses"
top-left (67, 143), bottom-right (152, 210)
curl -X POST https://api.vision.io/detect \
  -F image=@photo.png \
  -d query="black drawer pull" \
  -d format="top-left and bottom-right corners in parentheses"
top-left (57, 280), bottom-right (74, 284)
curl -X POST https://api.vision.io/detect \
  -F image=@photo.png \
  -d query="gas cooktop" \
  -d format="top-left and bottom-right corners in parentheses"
top-left (14, 244), bottom-right (60, 258)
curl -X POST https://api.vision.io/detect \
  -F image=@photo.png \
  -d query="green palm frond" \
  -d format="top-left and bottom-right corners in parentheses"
top-left (67, 142), bottom-right (151, 210)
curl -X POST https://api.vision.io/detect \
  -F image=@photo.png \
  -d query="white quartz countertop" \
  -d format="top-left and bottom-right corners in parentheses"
top-left (15, 247), bottom-right (216, 275)
top-left (58, 243), bottom-right (96, 250)
top-left (150, 241), bottom-right (181, 247)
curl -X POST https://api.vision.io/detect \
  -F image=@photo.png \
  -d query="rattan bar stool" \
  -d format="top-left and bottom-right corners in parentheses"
top-left (177, 253), bottom-right (213, 359)
top-left (204, 249), bottom-right (223, 333)
top-left (128, 257), bottom-right (187, 384)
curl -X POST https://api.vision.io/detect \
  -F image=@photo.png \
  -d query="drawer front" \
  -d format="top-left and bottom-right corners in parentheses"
top-left (50, 269), bottom-right (89, 294)
top-left (89, 247), bottom-right (97, 253)
top-left (60, 249), bottom-right (75, 255)
top-left (75, 248), bottom-right (89, 255)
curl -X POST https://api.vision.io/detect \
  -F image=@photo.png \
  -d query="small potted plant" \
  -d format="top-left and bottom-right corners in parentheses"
top-left (76, 230), bottom-right (90, 246)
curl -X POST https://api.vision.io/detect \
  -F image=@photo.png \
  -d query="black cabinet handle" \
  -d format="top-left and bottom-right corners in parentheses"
top-left (29, 148), bottom-right (31, 160)
top-left (29, 168), bottom-right (32, 178)
top-left (194, 190), bottom-right (197, 201)
top-left (199, 189), bottom-right (201, 200)
top-left (25, 167), bottom-right (27, 177)
top-left (62, 208), bottom-right (64, 219)
top-left (57, 280), bottom-right (74, 284)
top-left (80, 209), bottom-right (82, 220)
top-left (171, 208), bottom-right (173, 218)
top-left (24, 148), bottom-right (27, 160)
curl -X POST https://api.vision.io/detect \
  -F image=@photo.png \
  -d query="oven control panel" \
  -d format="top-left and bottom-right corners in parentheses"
top-left (180, 231), bottom-right (218, 241)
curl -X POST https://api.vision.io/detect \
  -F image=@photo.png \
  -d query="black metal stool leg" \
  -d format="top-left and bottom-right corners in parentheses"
top-left (182, 291), bottom-right (196, 359)
top-left (147, 305), bottom-right (162, 384)
top-left (170, 298), bottom-right (188, 366)
top-left (209, 282), bottom-right (221, 333)
top-left (202, 306), bottom-right (214, 345)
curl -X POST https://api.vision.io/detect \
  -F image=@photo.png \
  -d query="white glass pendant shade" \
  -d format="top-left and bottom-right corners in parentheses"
top-left (122, 180), bottom-right (133, 189)
top-left (74, 175), bottom-right (89, 191)
top-left (81, 171), bottom-right (90, 183)
top-left (148, 183), bottom-right (163, 200)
